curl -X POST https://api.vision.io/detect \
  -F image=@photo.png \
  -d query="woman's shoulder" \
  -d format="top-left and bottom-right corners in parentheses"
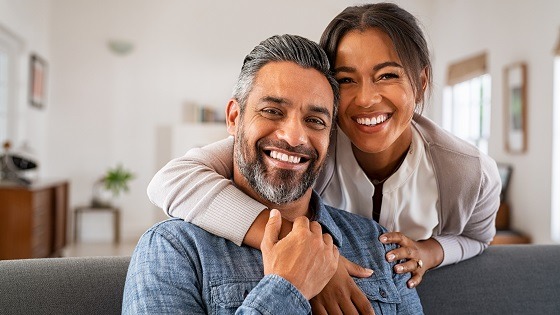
top-left (413, 114), bottom-right (481, 158)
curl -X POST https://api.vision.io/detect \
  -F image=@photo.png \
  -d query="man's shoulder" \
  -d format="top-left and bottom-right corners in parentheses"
top-left (144, 218), bottom-right (215, 243)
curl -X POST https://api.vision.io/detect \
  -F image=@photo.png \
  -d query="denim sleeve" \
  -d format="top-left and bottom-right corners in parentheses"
top-left (122, 225), bottom-right (206, 314)
top-left (236, 275), bottom-right (311, 315)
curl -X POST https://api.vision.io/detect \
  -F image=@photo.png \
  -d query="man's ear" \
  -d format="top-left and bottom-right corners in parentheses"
top-left (225, 99), bottom-right (240, 136)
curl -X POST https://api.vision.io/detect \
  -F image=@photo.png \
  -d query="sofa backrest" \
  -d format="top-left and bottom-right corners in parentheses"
top-left (0, 256), bottom-right (129, 315)
top-left (1, 245), bottom-right (559, 314)
top-left (417, 244), bottom-right (560, 314)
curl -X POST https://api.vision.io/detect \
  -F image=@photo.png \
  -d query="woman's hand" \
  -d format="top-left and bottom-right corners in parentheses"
top-left (379, 233), bottom-right (444, 288)
top-left (310, 256), bottom-right (375, 315)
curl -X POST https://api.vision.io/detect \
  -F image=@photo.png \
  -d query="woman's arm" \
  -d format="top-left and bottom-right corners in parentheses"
top-left (380, 154), bottom-right (501, 288)
top-left (147, 136), bottom-right (267, 246)
top-left (434, 153), bottom-right (501, 266)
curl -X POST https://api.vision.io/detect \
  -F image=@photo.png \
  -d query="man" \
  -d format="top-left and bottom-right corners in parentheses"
top-left (122, 34), bottom-right (423, 314)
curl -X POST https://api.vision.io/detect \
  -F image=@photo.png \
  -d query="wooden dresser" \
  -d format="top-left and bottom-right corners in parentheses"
top-left (0, 180), bottom-right (69, 260)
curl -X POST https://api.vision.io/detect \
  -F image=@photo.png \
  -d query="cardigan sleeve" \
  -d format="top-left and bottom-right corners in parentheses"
top-left (434, 152), bottom-right (501, 266)
top-left (146, 136), bottom-right (267, 245)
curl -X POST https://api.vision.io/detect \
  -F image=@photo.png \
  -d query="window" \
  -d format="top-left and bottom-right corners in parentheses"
top-left (552, 36), bottom-right (560, 243)
top-left (442, 53), bottom-right (491, 154)
top-left (0, 25), bottom-right (23, 145)
top-left (0, 41), bottom-right (9, 142)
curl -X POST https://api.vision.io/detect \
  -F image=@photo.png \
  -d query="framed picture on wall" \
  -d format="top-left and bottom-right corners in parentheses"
top-left (504, 62), bottom-right (527, 153)
top-left (29, 54), bottom-right (47, 109)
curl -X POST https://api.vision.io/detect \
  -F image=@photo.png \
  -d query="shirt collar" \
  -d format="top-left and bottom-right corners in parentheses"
top-left (310, 191), bottom-right (343, 247)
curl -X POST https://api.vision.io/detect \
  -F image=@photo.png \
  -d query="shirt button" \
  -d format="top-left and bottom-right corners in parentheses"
top-left (379, 288), bottom-right (387, 298)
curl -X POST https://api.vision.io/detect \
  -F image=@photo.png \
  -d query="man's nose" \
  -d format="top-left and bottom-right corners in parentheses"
top-left (275, 117), bottom-right (308, 147)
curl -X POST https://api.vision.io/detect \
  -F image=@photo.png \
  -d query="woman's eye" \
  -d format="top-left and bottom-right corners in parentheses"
top-left (379, 73), bottom-right (399, 80)
top-left (336, 77), bottom-right (354, 84)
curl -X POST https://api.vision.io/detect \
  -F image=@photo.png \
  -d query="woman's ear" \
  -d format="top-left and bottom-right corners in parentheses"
top-left (420, 67), bottom-right (428, 92)
top-left (225, 99), bottom-right (240, 136)
top-left (416, 67), bottom-right (429, 103)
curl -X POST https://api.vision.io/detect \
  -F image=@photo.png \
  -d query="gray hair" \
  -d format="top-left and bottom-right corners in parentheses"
top-left (232, 34), bottom-right (339, 119)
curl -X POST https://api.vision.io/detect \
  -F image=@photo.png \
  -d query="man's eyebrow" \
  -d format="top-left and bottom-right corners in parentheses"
top-left (261, 96), bottom-right (290, 105)
top-left (309, 105), bottom-right (332, 120)
top-left (334, 61), bottom-right (403, 73)
top-left (261, 96), bottom-right (332, 120)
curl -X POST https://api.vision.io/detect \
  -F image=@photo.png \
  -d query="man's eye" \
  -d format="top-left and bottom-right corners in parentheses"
top-left (261, 108), bottom-right (282, 116)
top-left (306, 117), bottom-right (327, 129)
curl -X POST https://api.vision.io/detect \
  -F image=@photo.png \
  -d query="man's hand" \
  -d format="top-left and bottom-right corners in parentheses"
top-left (261, 209), bottom-right (339, 300)
top-left (380, 233), bottom-right (444, 288)
top-left (310, 256), bottom-right (375, 315)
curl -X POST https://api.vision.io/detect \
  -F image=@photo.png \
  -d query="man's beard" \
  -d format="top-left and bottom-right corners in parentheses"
top-left (234, 129), bottom-right (321, 205)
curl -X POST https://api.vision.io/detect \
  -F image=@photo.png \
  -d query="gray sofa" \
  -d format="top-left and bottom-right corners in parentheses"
top-left (1, 244), bottom-right (559, 314)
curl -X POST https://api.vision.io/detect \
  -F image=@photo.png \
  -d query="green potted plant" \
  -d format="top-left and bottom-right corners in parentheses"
top-left (92, 164), bottom-right (135, 208)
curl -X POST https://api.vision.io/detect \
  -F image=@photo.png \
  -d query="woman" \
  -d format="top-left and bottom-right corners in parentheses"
top-left (148, 1), bottom-right (500, 312)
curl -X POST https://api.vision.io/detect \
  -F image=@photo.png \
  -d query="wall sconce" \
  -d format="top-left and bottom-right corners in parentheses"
top-left (107, 40), bottom-right (134, 56)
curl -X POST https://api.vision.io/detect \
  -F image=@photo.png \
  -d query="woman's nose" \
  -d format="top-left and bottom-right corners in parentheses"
top-left (354, 82), bottom-right (382, 108)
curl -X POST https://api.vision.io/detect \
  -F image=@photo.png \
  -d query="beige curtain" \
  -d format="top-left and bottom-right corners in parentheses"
top-left (446, 53), bottom-right (487, 86)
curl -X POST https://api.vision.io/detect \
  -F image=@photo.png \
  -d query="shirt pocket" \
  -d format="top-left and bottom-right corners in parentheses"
top-left (355, 277), bottom-right (401, 314)
top-left (210, 278), bottom-right (261, 314)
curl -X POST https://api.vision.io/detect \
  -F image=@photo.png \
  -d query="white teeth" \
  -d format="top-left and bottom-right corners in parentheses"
top-left (357, 114), bottom-right (389, 126)
top-left (270, 150), bottom-right (301, 164)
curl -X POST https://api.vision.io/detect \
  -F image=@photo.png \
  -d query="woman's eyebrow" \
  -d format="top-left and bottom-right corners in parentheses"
top-left (334, 61), bottom-right (403, 74)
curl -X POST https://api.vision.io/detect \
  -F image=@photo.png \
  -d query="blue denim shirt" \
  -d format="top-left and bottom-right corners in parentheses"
top-left (122, 192), bottom-right (423, 314)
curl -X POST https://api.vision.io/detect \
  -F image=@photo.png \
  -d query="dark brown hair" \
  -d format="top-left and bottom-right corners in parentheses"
top-left (320, 2), bottom-right (432, 113)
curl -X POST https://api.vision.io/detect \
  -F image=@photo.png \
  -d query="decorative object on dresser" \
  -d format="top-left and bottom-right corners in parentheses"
top-left (0, 180), bottom-right (68, 260)
top-left (0, 140), bottom-right (38, 186)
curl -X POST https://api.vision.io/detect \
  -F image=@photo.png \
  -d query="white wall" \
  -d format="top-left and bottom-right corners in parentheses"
top-left (0, 0), bottom-right (51, 164)
top-left (2, 0), bottom-right (558, 244)
top-left (426, 0), bottom-right (560, 244)
top-left (45, 0), bottom-right (360, 241)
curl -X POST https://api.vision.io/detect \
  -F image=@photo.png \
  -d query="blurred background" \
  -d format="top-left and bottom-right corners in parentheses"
top-left (1, 0), bottom-right (559, 258)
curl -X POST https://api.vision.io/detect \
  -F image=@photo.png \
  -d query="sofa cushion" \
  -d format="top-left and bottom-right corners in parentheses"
top-left (0, 256), bottom-right (129, 315)
top-left (417, 244), bottom-right (560, 314)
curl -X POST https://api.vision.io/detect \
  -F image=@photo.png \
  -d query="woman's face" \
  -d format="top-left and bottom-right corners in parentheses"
top-left (334, 28), bottom-right (417, 155)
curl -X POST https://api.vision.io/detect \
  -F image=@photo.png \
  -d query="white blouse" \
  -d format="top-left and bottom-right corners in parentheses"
top-left (321, 126), bottom-right (439, 241)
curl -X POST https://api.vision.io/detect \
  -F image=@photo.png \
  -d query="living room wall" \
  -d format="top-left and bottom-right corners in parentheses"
top-left (0, 0), bottom-right (51, 171)
top-left (427, 0), bottom-right (560, 244)
top-left (2, 0), bottom-right (559, 244)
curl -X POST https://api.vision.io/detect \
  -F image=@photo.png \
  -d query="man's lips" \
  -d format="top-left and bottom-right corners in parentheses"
top-left (264, 149), bottom-right (309, 164)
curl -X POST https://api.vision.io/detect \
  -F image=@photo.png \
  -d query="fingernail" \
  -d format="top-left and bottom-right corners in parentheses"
top-left (396, 265), bottom-right (404, 272)
top-left (269, 209), bottom-right (279, 218)
top-left (365, 268), bottom-right (374, 275)
top-left (387, 253), bottom-right (395, 261)
top-left (380, 236), bottom-right (388, 243)
top-left (408, 281), bottom-right (416, 288)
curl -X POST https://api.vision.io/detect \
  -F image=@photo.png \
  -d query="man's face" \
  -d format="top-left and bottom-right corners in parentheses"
top-left (227, 61), bottom-right (334, 205)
